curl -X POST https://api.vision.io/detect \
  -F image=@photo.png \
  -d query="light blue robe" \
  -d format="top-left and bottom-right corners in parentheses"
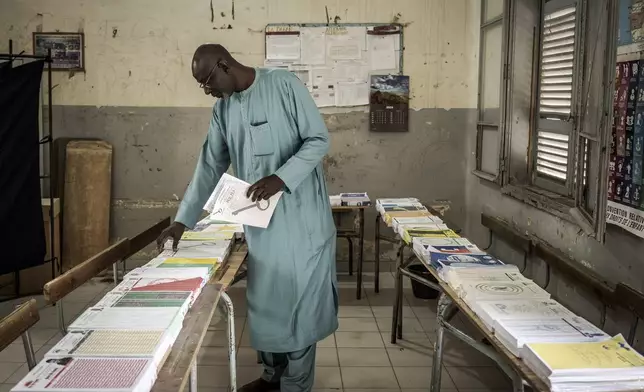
top-left (175, 68), bottom-right (339, 353)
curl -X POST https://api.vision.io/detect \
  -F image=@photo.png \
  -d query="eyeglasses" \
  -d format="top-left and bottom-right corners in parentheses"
top-left (198, 63), bottom-right (218, 89)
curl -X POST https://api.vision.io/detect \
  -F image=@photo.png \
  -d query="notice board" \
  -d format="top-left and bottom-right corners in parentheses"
top-left (264, 23), bottom-right (403, 109)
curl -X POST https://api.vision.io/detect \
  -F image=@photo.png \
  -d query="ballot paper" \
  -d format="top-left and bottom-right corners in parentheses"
top-left (94, 291), bottom-right (193, 309)
top-left (266, 33), bottom-right (301, 61)
top-left (12, 357), bottom-right (157, 392)
top-left (471, 298), bottom-right (572, 332)
top-left (204, 173), bottom-right (283, 228)
top-left (69, 307), bottom-right (183, 331)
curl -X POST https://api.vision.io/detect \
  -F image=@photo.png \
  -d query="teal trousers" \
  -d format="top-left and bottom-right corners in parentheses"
top-left (259, 344), bottom-right (316, 392)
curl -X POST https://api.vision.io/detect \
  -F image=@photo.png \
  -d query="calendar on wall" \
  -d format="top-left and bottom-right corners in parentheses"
top-left (369, 75), bottom-right (409, 132)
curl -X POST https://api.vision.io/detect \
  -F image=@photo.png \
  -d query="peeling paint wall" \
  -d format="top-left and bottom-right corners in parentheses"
top-left (2, 0), bottom-right (480, 266)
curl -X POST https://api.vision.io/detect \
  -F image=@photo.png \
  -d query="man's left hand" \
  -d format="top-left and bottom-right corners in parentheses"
top-left (247, 175), bottom-right (285, 201)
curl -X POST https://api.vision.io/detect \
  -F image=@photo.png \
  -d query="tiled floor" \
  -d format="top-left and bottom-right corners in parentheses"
top-left (0, 272), bottom-right (512, 391)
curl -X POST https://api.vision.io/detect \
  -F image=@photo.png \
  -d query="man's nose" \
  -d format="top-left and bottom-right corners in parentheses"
top-left (203, 85), bottom-right (211, 95)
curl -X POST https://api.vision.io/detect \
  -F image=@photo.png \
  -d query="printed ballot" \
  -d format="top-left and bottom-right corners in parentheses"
top-left (204, 173), bottom-right (283, 228)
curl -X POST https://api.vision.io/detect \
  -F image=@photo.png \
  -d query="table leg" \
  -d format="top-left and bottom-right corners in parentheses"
top-left (112, 263), bottom-right (119, 285)
top-left (221, 292), bottom-right (237, 392)
top-left (347, 238), bottom-right (354, 276)
top-left (431, 293), bottom-right (455, 392)
top-left (396, 245), bottom-right (404, 340)
top-left (374, 213), bottom-right (380, 294)
top-left (390, 245), bottom-right (404, 344)
top-left (355, 209), bottom-right (365, 300)
top-left (57, 301), bottom-right (66, 334)
top-left (189, 361), bottom-right (197, 392)
top-left (21, 331), bottom-right (37, 370)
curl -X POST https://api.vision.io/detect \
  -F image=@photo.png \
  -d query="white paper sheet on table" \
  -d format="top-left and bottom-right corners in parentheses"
top-left (300, 27), bottom-right (326, 65)
top-left (335, 81), bottom-right (369, 107)
top-left (326, 26), bottom-right (365, 60)
top-left (368, 34), bottom-right (397, 70)
top-left (266, 34), bottom-right (301, 61)
top-left (204, 173), bottom-right (283, 229)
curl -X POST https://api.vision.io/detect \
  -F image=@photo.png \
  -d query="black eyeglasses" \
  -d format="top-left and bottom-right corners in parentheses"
top-left (198, 63), bottom-right (218, 89)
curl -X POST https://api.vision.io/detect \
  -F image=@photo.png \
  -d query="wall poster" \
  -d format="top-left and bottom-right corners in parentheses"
top-left (607, 60), bottom-right (644, 237)
top-left (369, 75), bottom-right (409, 132)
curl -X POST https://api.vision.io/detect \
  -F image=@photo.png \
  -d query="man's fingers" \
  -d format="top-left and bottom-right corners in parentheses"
top-left (247, 182), bottom-right (260, 198)
top-left (172, 235), bottom-right (179, 252)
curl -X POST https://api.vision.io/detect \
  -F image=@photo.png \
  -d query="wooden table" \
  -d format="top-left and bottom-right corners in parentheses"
top-left (152, 242), bottom-right (248, 392)
top-left (332, 206), bottom-right (369, 299)
top-left (391, 242), bottom-right (548, 392)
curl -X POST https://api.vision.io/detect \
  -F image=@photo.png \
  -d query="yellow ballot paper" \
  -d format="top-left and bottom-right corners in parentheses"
top-left (158, 258), bottom-right (221, 272)
top-left (181, 231), bottom-right (234, 241)
top-left (527, 334), bottom-right (644, 370)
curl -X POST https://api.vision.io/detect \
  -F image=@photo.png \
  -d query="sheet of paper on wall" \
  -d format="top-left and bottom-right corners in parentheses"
top-left (264, 59), bottom-right (294, 70)
top-left (288, 64), bottom-right (312, 88)
top-left (368, 34), bottom-right (397, 71)
top-left (300, 27), bottom-right (326, 65)
top-left (311, 66), bottom-right (335, 90)
top-left (266, 33), bottom-right (301, 61)
top-left (311, 86), bottom-right (336, 107)
top-left (326, 26), bottom-right (366, 61)
top-left (333, 60), bottom-right (370, 82)
top-left (204, 173), bottom-right (283, 228)
top-left (335, 81), bottom-right (369, 107)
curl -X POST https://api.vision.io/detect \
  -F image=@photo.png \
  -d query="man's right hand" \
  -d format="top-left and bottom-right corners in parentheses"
top-left (156, 222), bottom-right (187, 252)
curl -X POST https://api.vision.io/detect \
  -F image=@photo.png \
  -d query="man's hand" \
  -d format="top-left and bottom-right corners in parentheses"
top-left (247, 175), bottom-right (285, 202)
top-left (156, 222), bottom-right (187, 252)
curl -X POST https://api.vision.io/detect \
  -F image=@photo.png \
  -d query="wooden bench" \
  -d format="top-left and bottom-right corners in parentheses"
top-left (0, 299), bottom-right (40, 370)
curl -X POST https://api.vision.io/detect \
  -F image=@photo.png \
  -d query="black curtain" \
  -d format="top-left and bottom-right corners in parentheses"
top-left (0, 60), bottom-right (46, 275)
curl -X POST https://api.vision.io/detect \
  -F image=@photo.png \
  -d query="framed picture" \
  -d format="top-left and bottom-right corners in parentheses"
top-left (32, 32), bottom-right (85, 71)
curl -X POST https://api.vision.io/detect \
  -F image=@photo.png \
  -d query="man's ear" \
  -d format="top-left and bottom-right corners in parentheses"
top-left (220, 60), bottom-right (230, 73)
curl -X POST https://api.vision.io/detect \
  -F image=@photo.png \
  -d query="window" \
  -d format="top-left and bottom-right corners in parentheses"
top-left (474, 0), bottom-right (510, 182)
top-left (531, 0), bottom-right (580, 194)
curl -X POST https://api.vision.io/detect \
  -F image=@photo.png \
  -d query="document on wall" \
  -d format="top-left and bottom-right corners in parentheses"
top-left (335, 81), bottom-right (369, 107)
top-left (264, 59), bottom-right (293, 70)
top-left (326, 26), bottom-right (366, 61)
top-left (333, 60), bottom-right (370, 82)
top-left (368, 34), bottom-right (397, 70)
top-left (204, 173), bottom-right (283, 228)
top-left (311, 87), bottom-right (336, 107)
top-left (311, 66), bottom-right (335, 90)
top-left (300, 27), bottom-right (326, 65)
top-left (288, 64), bottom-right (312, 87)
top-left (266, 34), bottom-right (301, 61)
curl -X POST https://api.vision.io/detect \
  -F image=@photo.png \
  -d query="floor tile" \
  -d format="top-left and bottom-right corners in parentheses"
top-left (386, 346), bottom-right (433, 367)
top-left (314, 367), bottom-right (342, 389)
top-left (202, 318), bottom-right (245, 347)
top-left (393, 367), bottom-right (456, 389)
top-left (335, 332), bottom-right (384, 348)
top-left (366, 289), bottom-right (399, 306)
top-left (236, 347), bottom-right (262, 366)
top-left (197, 365), bottom-right (261, 388)
top-left (445, 366), bottom-right (511, 390)
top-left (411, 306), bottom-right (438, 319)
top-left (337, 318), bottom-right (379, 332)
top-left (417, 318), bottom-right (437, 335)
top-left (380, 333), bottom-right (433, 351)
top-left (441, 339), bottom-right (494, 367)
top-left (316, 348), bottom-right (339, 367)
top-left (376, 317), bottom-right (424, 333)
top-left (0, 362), bottom-right (22, 383)
top-left (371, 305), bottom-right (414, 318)
top-left (338, 348), bottom-right (390, 367)
top-left (338, 306), bottom-right (373, 318)
top-left (318, 334), bottom-right (336, 348)
top-left (341, 366), bottom-right (399, 389)
top-left (0, 344), bottom-right (27, 363)
top-left (0, 385), bottom-right (15, 392)
top-left (338, 288), bottom-right (369, 306)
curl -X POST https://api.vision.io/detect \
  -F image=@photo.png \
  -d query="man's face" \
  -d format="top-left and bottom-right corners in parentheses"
top-left (195, 61), bottom-right (235, 99)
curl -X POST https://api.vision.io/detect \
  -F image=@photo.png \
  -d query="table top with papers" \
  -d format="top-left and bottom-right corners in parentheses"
top-left (151, 242), bottom-right (247, 392)
top-left (409, 244), bottom-right (550, 392)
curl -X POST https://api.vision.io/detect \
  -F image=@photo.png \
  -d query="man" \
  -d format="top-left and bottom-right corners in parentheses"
top-left (156, 44), bottom-right (338, 392)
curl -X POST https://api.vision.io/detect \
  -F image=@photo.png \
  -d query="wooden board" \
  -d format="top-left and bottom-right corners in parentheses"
top-left (0, 299), bottom-right (39, 351)
top-left (410, 247), bottom-right (549, 392)
top-left (152, 244), bottom-right (248, 392)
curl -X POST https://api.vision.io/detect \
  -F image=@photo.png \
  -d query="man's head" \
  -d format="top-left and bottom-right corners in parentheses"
top-left (192, 44), bottom-right (241, 99)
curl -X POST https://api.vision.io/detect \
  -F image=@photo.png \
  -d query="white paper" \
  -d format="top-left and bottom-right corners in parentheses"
top-left (310, 87), bottom-right (336, 107)
top-left (266, 34), bottom-right (301, 61)
top-left (300, 27), bottom-right (326, 65)
top-left (288, 64), bottom-right (312, 87)
top-left (311, 66), bottom-right (335, 90)
top-left (333, 60), bottom-right (370, 82)
top-left (326, 26), bottom-right (365, 60)
top-left (204, 173), bottom-right (283, 229)
top-left (368, 34), bottom-right (396, 70)
top-left (69, 307), bottom-right (181, 331)
top-left (335, 81), bottom-right (369, 107)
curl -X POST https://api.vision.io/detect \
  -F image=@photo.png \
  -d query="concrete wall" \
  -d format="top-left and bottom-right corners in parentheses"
top-left (1, 0), bottom-right (480, 265)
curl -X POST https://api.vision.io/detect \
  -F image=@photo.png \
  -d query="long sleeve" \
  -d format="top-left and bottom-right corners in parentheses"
top-left (175, 108), bottom-right (230, 229)
top-left (274, 73), bottom-right (329, 193)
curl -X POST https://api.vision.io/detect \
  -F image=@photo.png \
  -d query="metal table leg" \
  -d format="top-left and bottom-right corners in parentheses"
top-left (57, 301), bottom-right (66, 334)
top-left (347, 238), bottom-right (354, 276)
top-left (21, 331), bottom-right (37, 370)
top-left (356, 209), bottom-right (365, 300)
top-left (431, 294), bottom-right (457, 392)
top-left (374, 213), bottom-right (380, 293)
top-left (390, 245), bottom-right (404, 344)
top-left (189, 361), bottom-right (197, 392)
top-left (220, 292), bottom-right (237, 392)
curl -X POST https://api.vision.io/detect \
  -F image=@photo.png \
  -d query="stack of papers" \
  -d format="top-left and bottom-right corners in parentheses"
top-left (94, 291), bottom-right (193, 310)
top-left (392, 215), bottom-right (444, 233)
top-left (522, 334), bottom-right (644, 391)
top-left (329, 195), bottom-right (342, 207)
top-left (398, 224), bottom-right (453, 243)
top-left (69, 307), bottom-right (185, 332)
top-left (459, 280), bottom-right (551, 303)
top-left (340, 192), bottom-right (371, 206)
top-left (375, 198), bottom-right (429, 225)
top-left (495, 316), bottom-right (609, 357)
top-left (12, 357), bottom-right (157, 392)
top-left (470, 298), bottom-right (571, 332)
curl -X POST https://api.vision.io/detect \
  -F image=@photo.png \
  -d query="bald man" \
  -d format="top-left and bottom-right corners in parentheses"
top-left (156, 44), bottom-right (339, 392)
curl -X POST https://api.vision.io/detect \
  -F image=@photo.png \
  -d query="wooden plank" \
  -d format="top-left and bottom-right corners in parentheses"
top-left (152, 245), bottom-right (248, 392)
top-left (127, 217), bottom-right (171, 259)
top-left (43, 239), bottom-right (130, 303)
top-left (0, 299), bottom-right (40, 352)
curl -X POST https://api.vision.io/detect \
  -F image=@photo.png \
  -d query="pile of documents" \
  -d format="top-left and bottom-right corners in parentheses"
top-left (328, 193), bottom-right (372, 207)
top-left (522, 334), bottom-right (644, 391)
top-left (12, 217), bottom-right (243, 392)
top-left (376, 196), bottom-right (644, 390)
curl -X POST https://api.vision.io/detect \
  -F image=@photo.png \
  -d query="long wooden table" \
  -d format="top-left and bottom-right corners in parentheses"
top-left (152, 242), bottom-right (248, 392)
